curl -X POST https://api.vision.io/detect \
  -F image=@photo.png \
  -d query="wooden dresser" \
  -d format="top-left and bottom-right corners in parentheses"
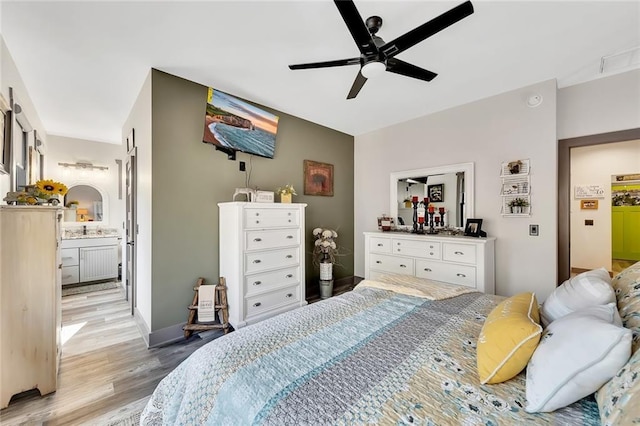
top-left (364, 231), bottom-right (496, 294)
top-left (218, 202), bottom-right (307, 329)
top-left (0, 206), bottom-right (63, 408)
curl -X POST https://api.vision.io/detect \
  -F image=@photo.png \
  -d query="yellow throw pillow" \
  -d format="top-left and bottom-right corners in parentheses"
top-left (477, 292), bottom-right (542, 384)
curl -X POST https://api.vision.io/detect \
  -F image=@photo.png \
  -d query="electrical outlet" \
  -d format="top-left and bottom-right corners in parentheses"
top-left (529, 224), bottom-right (539, 236)
top-left (239, 161), bottom-right (246, 171)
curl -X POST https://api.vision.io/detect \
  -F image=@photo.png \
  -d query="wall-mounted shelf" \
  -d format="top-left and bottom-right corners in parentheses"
top-left (501, 159), bottom-right (531, 217)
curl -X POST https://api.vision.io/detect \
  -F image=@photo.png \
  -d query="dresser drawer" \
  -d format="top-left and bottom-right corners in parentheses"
top-left (61, 248), bottom-right (79, 267)
top-left (370, 253), bottom-right (414, 275)
top-left (416, 260), bottom-right (476, 288)
top-left (244, 267), bottom-right (300, 296)
top-left (443, 243), bottom-right (477, 264)
top-left (244, 208), bottom-right (299, 229)
top-left (245, 229), bottom-right (300, 251)
top-left (392, 239), bottom-right (440, 259)
top-left (369, 237), bottom-right (392, 253)
top-left (61, 265), bottom-right (79, 285)
top-left (245, 285), bottom-right (300, 318)
top-left (245, 248), bottom-right (299, 274)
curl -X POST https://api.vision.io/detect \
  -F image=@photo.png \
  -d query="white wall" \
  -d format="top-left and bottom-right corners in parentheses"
top-left (355, 79), bottom-right (558, 301)
top-left (570, 139), bottom-right (640, 270)
top-left (45, 135), bottom-right (124, 231)
top-left (0, 37), bottom-right (47, 200)
top-left (123, 71), bottom-right (152, 333)
top-left (558, 69), bottom-right (640, 139)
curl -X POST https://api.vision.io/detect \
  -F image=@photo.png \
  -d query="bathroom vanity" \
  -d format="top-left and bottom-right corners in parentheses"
top-left (61, 235), bottom-right (119, 284)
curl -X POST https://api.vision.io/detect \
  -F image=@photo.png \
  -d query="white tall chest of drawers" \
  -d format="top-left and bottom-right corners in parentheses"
top-left (364, 232), bottom-right (496, 294)
top-left (219, 202), bottom-right (308, 329)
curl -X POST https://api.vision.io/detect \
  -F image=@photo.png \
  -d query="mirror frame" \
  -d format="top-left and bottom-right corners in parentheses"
top-left (61, 181), bottom-right (109, 226)
top-left (390, 162), bottom-right (475, 228)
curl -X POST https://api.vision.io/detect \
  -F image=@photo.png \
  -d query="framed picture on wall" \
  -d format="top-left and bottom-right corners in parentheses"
top-left (304, 160), bottom-right (334, 196)
top-left (0, 93), bottom-right (10, 175)
top-left (428, 183), bottom-right (444, 202)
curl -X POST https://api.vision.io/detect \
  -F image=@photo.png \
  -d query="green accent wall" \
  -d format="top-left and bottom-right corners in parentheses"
top-left (150, 69), bottom-right (354, 332)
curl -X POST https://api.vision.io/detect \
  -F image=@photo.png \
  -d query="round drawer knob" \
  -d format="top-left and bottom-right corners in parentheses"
top-left (430, 252), bottom-right (434, 255)
top-left (256, 220), bottom-right (260, 224)
top-left (376, 260), bottom-right (382, 264)
top-left (377, 243), bottom-right (383, 247)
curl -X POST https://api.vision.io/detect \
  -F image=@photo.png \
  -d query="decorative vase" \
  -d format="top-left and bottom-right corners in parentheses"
top-left (319, 251), bottom-right (333, 299)
top-left (64, 208), bottom-right (76, 222)
top-left (281, 193), bottom-right (292, 203)
top-left (319, 279), bottom-right (334, 300)
top-left (320, 252), bottom-right (333, 280)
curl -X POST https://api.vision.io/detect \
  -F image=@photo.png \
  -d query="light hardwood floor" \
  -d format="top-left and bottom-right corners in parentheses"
top-left (0, 285), bottom-right (222, 425)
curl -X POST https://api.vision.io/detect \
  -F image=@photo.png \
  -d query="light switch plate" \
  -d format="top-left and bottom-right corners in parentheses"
top-left (529, 224), bottom-right (539, 236)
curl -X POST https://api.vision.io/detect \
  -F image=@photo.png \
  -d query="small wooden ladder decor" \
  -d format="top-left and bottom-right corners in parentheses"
top-left (183, 277), bottom-right (230, 338)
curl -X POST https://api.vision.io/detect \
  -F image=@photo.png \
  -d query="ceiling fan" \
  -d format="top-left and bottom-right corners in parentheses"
top-left (289, 0), bottom-right (474, 99)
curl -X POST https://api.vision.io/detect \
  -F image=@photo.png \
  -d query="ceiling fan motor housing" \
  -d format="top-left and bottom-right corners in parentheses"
top-left (366, 16), bottom-right (383, 34)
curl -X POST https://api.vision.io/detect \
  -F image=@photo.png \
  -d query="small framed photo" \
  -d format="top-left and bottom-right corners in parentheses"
top-left (464, 218), bottom-right (483, 237)
top-left (580, 199), bottom-right (598, 210)
top-left (428, 183), bottom-right (444, 202)
top-left (377, 216), bottom-right (395, 231)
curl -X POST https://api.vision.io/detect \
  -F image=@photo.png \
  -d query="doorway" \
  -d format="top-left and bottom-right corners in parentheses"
top-left (558, 128), bottom-right (640, 283)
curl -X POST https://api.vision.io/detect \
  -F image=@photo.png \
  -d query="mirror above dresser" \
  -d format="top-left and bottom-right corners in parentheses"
top-left (390, 162), bottom-right (474, 229)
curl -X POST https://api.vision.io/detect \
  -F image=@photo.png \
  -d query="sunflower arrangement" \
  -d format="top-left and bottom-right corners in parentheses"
top-left (3, 179), bottom-right (69, 205)
top-left (36, 179), bottom-right (68, 197)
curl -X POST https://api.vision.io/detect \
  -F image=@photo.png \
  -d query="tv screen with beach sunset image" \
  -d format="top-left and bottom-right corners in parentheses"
top-left (202, 88), bottom-right (279, 158)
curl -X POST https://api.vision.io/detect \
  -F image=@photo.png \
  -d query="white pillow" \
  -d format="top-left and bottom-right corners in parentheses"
top-left (525, 304), bottom-right (632, 413)
top-left (540, 267), bottom-right (614, 327)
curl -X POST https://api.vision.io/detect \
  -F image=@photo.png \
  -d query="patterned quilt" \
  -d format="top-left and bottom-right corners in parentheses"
top-left (141, 286), bottom-right (600, 425)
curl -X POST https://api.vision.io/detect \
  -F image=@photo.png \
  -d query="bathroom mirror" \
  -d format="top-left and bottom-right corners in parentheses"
top-left (63, 183), bottom-right (107, 224)
top-left (390, 162), bottom-right (474, 228)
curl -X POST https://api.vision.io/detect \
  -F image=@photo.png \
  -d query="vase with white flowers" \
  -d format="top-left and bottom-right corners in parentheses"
top-left (312, 227), bottom-right (338, 299)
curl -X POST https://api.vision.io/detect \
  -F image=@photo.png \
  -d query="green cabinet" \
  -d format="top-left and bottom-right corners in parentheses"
top-left (612, 206), bottom-right (640, 261)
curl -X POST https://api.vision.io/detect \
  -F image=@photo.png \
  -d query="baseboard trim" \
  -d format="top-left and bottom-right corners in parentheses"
top-left (133, 308), bottom-right (150, 347)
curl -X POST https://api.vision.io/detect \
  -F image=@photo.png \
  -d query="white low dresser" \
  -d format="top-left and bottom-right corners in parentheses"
top-left (219, 202), bottom-right (308, 329)
top-left (364, 231), bottom-right (496, 294)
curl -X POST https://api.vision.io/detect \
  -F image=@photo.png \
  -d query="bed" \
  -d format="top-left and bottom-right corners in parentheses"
top-left (140, 275), bottom-right (610, 425)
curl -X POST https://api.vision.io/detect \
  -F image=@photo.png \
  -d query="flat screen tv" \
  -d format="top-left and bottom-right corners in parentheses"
top-left (203, 88), bottom-right (279, 159)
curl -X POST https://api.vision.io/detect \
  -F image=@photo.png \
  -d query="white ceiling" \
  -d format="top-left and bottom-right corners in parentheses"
top-left (2, 1), bottom-right (639, 144)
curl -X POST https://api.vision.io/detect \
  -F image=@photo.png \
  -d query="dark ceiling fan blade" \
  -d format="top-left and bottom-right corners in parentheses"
top-left (386, 58), bottom-right (437, 82)
top-left (289, 57), bottom-right (361, 70)
top-left (334, 0), bottom-right (378, 55)
top-left (347, 71), bottom-right (367, 99)
top-left (380, 1), bottom-right (474, 58)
